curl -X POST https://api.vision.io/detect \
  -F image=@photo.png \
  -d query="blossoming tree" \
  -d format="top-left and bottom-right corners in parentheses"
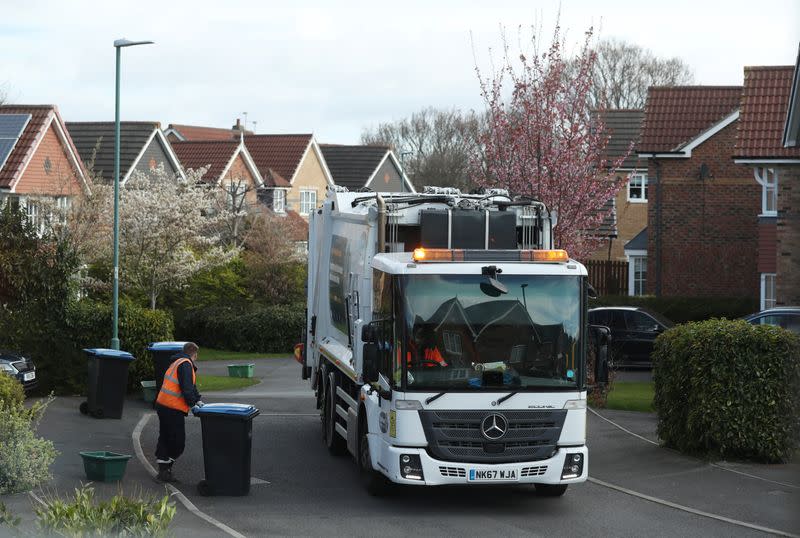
top-left (472, 25), bottom-right (628, 259)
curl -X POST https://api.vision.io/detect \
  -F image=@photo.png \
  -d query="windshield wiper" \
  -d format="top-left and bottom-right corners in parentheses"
top-left (425, 392), bottom-right (446, 405)
top-left (495, 391), bottom-right (519, 405)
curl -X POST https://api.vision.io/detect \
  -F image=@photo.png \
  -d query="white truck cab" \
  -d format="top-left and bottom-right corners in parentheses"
top-left (300, 187), bottom-right (591, 496)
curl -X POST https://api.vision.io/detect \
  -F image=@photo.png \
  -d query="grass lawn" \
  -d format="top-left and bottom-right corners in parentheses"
top-left (196, 374), bottom-right (259, 392)
top-left (605, 381), bottom-right (655, 412)
top-left (198, 348), bottom-right (290, 361)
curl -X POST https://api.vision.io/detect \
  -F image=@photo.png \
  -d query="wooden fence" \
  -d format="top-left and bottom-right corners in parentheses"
top-left (584, 260), bottom-right (628, 296)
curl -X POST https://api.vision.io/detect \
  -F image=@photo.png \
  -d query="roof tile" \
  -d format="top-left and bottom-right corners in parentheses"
top-left (638, 87), bottom-right (742, 153)
top-left (65, 121), bottom-right (158, 182)
top-left (319, 144), bottom-right (389, 189)
top-left (735, 66), bottom-right (800, 159)
top-left (167, 124), bottom-right (249, 141)
top-left (243, 134), bottom-right (312, 182)
top-left (171, 140), bottom-right (240, 182)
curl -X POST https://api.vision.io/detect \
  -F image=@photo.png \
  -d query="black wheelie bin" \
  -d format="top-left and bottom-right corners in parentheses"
top-left (193, 403), bottom-right (260, 496)
top-left (79, 348), bottom-right (135, 419)
top-left (147, 342), bottom-right (188, 396)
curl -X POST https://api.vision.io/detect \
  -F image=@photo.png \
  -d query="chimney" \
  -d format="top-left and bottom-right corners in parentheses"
top-left (233, 118), bottom-right (242, 131)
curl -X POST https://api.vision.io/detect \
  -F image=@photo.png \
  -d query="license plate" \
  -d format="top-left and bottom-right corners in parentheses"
top-left (23, 372), bottom-right (35, 382)
top-left (468, 468), bottom-right (519, 482)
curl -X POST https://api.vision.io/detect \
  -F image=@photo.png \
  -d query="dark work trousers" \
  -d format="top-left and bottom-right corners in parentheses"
top-left (155, 405), bottom-right (186, 462)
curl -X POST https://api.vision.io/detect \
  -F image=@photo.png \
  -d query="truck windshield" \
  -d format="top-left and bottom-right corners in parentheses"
top-left (399, 274), bottom-right (582, 390)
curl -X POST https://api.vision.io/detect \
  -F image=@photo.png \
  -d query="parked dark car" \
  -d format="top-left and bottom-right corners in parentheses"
top-left (0, 351), bottom-right (38, 392)
top-left (743, 307), bottom-right (800, 335)
top-left (588, 307), bottom-right (674, 368)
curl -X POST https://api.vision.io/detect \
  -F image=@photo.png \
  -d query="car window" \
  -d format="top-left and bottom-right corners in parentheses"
top-left (610, 310), bottom-right (627, 330)
top-left (624, 311), bottom-right (655, 331)
top-left (589, 310), bottom-right (609, 326)
top-left (759, 314), bottom-right (800, 334)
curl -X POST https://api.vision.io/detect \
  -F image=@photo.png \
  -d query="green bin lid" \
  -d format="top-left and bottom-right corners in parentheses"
top-left (82, 348), bottom-right (135, 361)
top-left (194, 403), bottom-right (259, 419)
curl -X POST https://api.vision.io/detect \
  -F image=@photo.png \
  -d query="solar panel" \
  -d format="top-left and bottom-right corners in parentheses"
top-left (0, 114), bottom-right (32, 172)
top-left (0, 114), bottom-right (31, 138)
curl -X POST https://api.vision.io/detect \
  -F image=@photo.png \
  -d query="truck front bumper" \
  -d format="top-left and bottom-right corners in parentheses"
top-left (375, 439), bottom-right (588, 486)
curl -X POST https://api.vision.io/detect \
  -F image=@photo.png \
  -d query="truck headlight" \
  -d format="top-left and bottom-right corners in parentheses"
top-left (561, 452), bottom-right (584, 479)
top-left (399, 454), bottom-right (424, 481)
top-left (563, 399), bottom-right (586, 410)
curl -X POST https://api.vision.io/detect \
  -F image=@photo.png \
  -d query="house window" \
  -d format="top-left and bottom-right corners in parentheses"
top-left (226, 181), bottom-right (247, 211)
top-left (273, 189), bottom-right (286, 213)
top-left (300, 189), bottom-right (317, 215)
top-left (761, 273), bottom-right (776, 310)
top-left (627, 173), bottom-right (648, 203)
top-left (43, 156), bottom-right (52, 175)
top-left (25, 198), bottom-right (44, 236)
top-left (627, 255), bottom-right (647, 296)
top-left (755, 168), bottom-right (778, 216)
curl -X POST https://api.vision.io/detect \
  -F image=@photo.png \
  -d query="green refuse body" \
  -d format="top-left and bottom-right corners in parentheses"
top-left (227, 364), bottom-right (254, 378)
top-left (79, 451), bottom-right (132, 482)
top-left (141, 380), bottom-right (157, 403)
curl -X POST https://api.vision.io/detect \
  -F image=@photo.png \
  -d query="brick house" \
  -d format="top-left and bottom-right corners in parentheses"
top-left (734, 64), bottom-right (800, 308)
top-left (638, 86), bottom-right (760, 299)
top-left (243, 134), bottom-right (333, 218)
top-left (0, 105), bottom-right (90, 232)
top-left (319, 144), bottom-right (415, 193)
top-left (66, 121), bottom-right (185, 183)
top-left (171, 138), bottom-right (264, 210)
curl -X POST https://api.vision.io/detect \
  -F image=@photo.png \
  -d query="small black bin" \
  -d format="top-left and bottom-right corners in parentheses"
top-left (194, 403), bottom-right (260, 496)
top-left (147, 342), bottom-right (188, 396)
top-left (79, 348), bottom-right (135, 419)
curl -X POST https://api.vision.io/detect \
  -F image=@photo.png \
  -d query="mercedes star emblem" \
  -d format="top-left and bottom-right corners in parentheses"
top-left (481, 414), bottom-right (508, 440)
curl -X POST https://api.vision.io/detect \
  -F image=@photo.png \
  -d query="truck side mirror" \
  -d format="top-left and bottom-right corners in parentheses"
top-left (587, 283), bottom-right (598, 299)
top-left (592, 325), bottom-right (610, 384)
top-left (363, 342), bottom-right (379, 383)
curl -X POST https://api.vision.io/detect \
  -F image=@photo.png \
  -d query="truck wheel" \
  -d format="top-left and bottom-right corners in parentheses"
top-left (359, 425), bottom-right (390, 496)
top-left (79, 401), bottom-right (88, 415)
top-left (323, 372), bottom-right (347, 456)
top-left (535, 484), bottom-right (568, 497)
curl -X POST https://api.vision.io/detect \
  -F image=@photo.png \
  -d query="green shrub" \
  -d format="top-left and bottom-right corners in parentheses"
top-left (0, 398), bottom-right (58, 494)
top-left (0, 373), bottom-right (24, 407)
top-left (67, 300), bottom-right (174, 392)
top-left (590, 295), bottom-right (757, 324)
top-left (177, 304), bottom-right (304, 353)
top-left (653, 319), bottom-right (800, 462)
top-left (36, 484), bottom-right (175, 537)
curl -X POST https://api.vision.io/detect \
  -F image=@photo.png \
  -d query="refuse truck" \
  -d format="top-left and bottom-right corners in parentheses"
top-left (299, 186), bottom-right (603, 495)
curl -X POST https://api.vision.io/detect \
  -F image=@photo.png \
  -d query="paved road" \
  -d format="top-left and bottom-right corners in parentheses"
top-left (137, 358), bottom-right (799, 537)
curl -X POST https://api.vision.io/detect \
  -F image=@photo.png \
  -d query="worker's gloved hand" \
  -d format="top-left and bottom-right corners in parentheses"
top-left (191, 401), bottom-right (205, 415)
top-left (196, 401), bottom-right (205, 408)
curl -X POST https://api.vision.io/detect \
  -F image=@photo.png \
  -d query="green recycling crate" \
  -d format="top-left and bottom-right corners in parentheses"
top-left (79, 451), bottom-right (132, 482)
top-left (141, 380), bottom-right (157, 403)
top-left (227, 363), bottom-right (254, 378)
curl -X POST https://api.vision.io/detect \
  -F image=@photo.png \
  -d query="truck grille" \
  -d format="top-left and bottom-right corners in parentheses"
top-left (419, 410), bottom-right (567, 464)
top-left (439, 466), bottom-right (466, 478)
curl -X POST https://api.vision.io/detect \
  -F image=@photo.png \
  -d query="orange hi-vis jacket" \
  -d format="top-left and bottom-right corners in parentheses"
top-left (156, 357), bottom-right (196, 413)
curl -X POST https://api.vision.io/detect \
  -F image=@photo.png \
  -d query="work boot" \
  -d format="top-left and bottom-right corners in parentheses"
top-left (156, 462), bottom-right (177, 483)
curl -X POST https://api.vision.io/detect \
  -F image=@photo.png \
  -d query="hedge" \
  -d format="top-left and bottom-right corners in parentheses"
top-left (66, 300), bottom-right (174, 392)
top-left (653, 319), bottom-right (800, 462)
top-left (590, 295), bottom-right (757, 324)
top-left (176, 304), bottom-right (304, 353)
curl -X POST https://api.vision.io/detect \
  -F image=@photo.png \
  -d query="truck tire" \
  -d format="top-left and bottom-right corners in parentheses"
top-left (323, 371), bottom-right (348, 456)
top-left (359, 414), bottom-right (390, 496)
top-left (534, 483), bottom-right (568, 497)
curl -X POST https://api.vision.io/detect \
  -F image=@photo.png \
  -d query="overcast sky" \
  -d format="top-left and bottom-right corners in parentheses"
top-left (2, 0), bottom-right (798, 143)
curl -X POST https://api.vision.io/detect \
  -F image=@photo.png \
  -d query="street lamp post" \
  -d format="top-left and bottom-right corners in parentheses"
top-left (111, 38), bottom-right (153, 350)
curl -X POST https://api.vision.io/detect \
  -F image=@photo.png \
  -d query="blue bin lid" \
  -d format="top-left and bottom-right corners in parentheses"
top-left (83, 348), bottom-right (135, 361)
top-left (194, 403), bottom-right (259, 419)
top-left (147, 341), bottom-right (189, 352)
